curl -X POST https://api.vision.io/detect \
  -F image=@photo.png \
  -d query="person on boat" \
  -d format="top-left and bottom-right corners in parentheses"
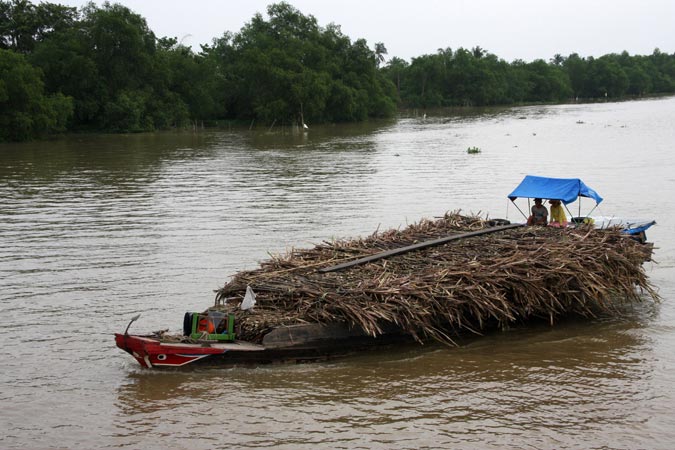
top-left (548, 199), bottom-right (568, 228)
top-left (527, 198), bottom-right (548, 225)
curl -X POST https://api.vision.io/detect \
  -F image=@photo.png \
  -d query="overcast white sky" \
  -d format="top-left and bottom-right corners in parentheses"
top-left (57, 0), bottom-right (675, 62)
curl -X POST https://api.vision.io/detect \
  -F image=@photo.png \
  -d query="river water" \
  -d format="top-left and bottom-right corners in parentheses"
top-left (1, 97), bottom-right (674, 449)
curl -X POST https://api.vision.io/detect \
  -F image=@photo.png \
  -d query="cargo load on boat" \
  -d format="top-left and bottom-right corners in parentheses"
top-left (211, 213), bottom-right (657, 346)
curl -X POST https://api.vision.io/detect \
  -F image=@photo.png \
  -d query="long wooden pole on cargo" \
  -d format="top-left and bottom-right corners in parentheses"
top-left (319, 222), bottom-right (525, 273)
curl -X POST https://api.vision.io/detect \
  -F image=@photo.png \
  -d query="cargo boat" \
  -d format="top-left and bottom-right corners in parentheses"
top-left (115, 175), bottom-right (656, 369)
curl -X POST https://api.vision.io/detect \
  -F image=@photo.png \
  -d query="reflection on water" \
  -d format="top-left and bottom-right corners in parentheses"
top-left (2, 97), bottom-right (675, 449)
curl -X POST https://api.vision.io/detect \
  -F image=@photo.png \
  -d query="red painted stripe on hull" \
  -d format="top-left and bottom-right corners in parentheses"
top-left (115, 334), bottom-right (227, 368)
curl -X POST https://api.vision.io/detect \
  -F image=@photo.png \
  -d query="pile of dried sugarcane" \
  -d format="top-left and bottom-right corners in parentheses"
top-left (212, 212), bottom-right (657, 344)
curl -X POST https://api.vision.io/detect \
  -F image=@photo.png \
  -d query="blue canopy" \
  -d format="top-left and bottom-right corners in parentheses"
top-left (508, 175), bottom-right (603, 205)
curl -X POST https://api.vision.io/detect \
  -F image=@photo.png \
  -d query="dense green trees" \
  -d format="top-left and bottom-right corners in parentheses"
top-left (0, 0), bottom-right (396, 140)
top-left (28, 2), bottom-right (203, 132)
top-left (200, 2), bottom-right (396, 124)
top-left (383, 47), bottom-right (674, 108)
top-left (0, 49), bottom-right (72, 140)
top-left (1, 0), bottom-right (201, 135)
top-left (1, 0), bottom-right (674, 141)
top-left (0, 0), bottom-right (77, 53)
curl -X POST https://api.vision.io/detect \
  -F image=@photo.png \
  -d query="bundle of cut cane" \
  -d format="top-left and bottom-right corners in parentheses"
top-left (213, 213), bottom-right (657, 344)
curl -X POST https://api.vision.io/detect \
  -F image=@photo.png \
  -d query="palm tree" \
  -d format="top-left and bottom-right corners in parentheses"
top-left (551, 53), bottom-right (565, 66)
top-left (472, 46), bottom-right (485, 59)
top-left (374, 42), bottom-right (387, 67)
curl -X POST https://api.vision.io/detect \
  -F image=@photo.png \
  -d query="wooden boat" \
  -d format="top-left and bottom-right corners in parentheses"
top-left (115, 177), bottom-right (657, 369)
top-left (115, 319), bottom-right (411, 368)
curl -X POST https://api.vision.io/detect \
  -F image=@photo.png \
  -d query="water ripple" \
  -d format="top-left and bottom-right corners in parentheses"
top-left (1, 98), bottom-right (675, 449)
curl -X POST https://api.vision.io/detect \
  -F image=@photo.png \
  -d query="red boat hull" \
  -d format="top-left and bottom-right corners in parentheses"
top-left (115, 323), bottom-right (414, 369)
top-left (115, 334), bottom-right (234, 368)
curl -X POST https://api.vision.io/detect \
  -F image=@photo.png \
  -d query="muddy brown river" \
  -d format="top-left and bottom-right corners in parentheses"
top-left (1, 97), bottom-right (674, 449)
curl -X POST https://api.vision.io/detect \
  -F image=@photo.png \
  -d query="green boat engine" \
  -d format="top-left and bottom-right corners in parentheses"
top-left (183, 311), bottom-right (235, 341)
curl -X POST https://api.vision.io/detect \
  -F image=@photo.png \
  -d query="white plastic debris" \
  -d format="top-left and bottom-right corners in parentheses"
top-left (241, 285), bottom-right (257, 310)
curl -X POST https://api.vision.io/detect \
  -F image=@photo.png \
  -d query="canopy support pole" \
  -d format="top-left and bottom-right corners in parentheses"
top-left (511, 199), bottom-right (529, 221)
top-left (585, 203), bottom-right (600, 217)
top-left (564, 203), bottom-right (575, 220)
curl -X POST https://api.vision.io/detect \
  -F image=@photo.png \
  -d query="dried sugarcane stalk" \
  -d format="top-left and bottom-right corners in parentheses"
top-left (211, 212), bottom-right (658, 345)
